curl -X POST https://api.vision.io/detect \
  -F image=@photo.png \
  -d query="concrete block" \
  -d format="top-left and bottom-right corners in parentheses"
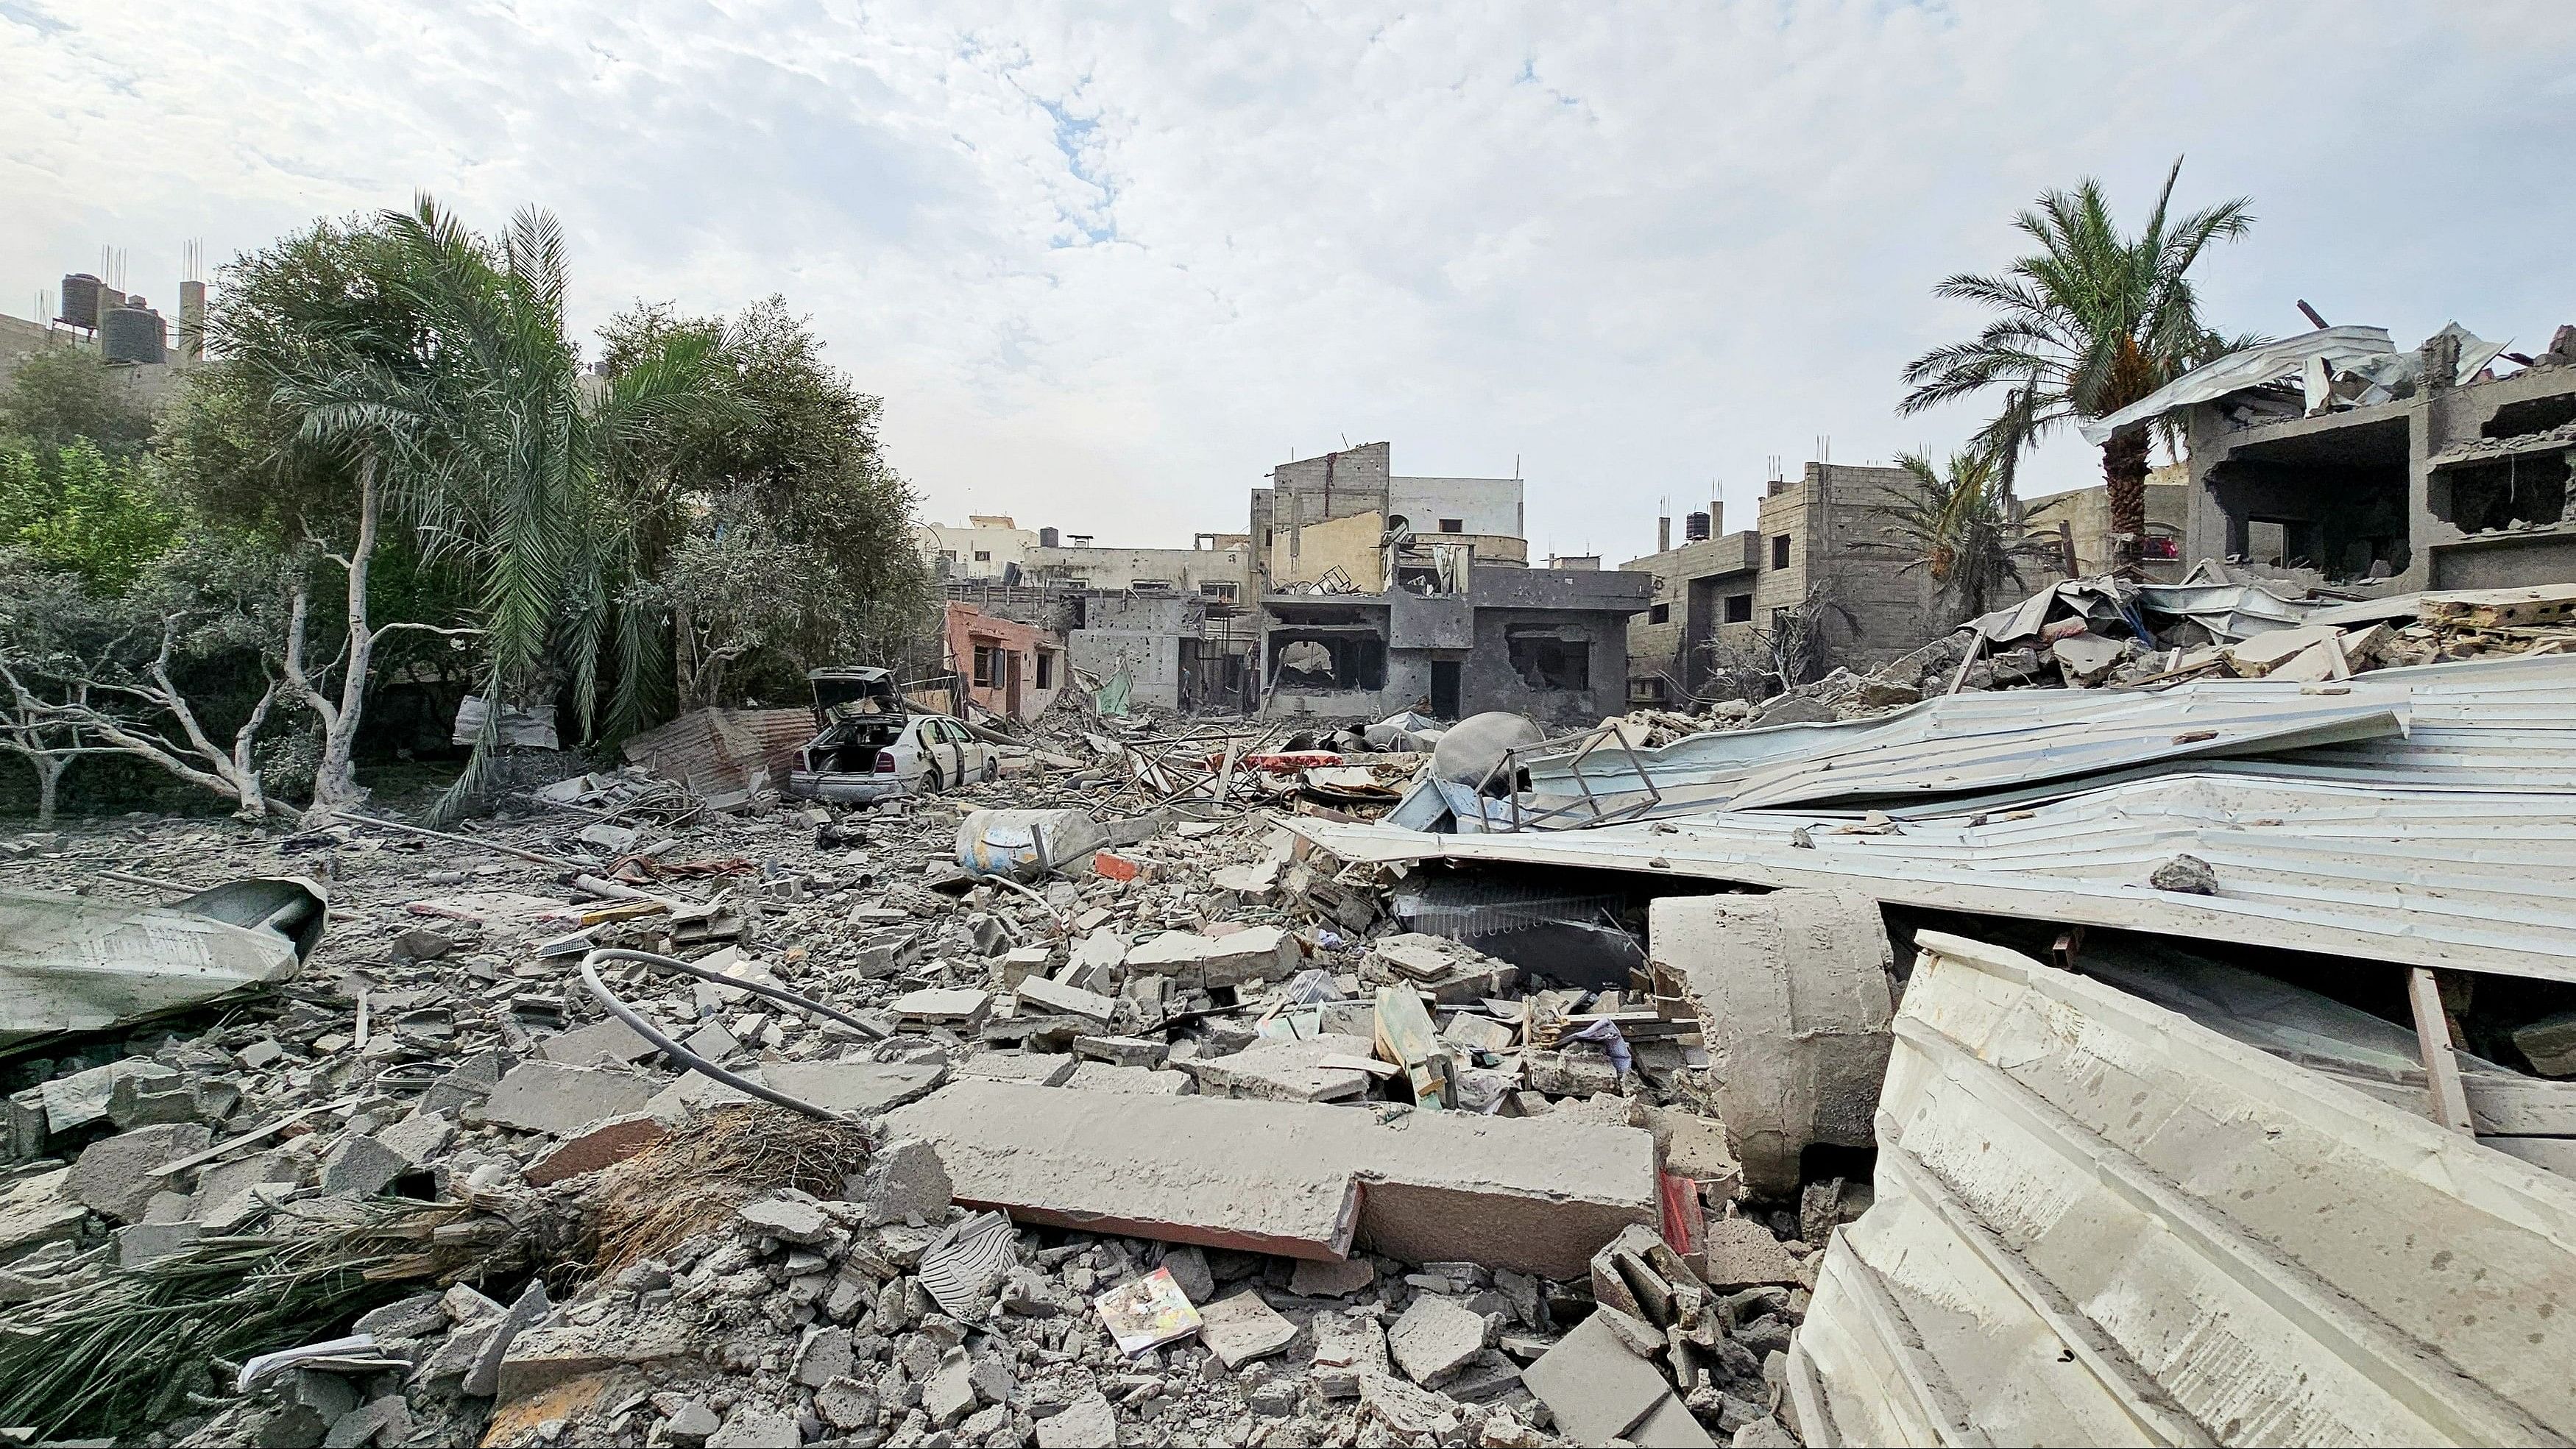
top-left (885, 1080), bottom-right (1658, 1277)
top-left (1036, 1389), bottom-right (1117, 1448)
top-left (477, 1062), bottom-right (657, 1137)
top-left (463, 1280), bottom-right (551, 1397)
top-left (1018, 976), bottom-right (1119, 1024)
top-left (1124, 926), bottom-right (1297, 988)
top-left (525, 1111), bottom-right (668, 1186)
top-left (1289, 1256), bottom-right (1376, 1298)
top-left (1641, 1106), bottom-right (1745, 1202)
top-left (374, 1112), bottom-right (456, 1167)
top-left (1311, 1311), bottom-right (1393, 1398)
top-left (115, 1219), bottom-right (200, 1267)
top-left (892, 988), bottom-right (991, 1028)
top-left (793, 1326), bottom-right (852, 1388)
top-left (1649, 890), bottom-right (1892, 1194)
top-left (1700, 1216), bottom-right (1801, 1289)
top-left (1198, 1289), bottom-right (1299, 1369)
top-left (0, 1168), bottom-right (85, 1262)
top-left (707, 1410), bottom-right (799, 1449)
top-left (1388, 1293), bottom-right (1488, 1386)
top-left (68, 1122), bottom-right (210, 1224)
top-left (849, 1137), bottom-right (952, 1226)
top-left (2514, 1010), bottom-right (2576, 1077)
top-left (319, 1134), bottom-right (408, 1197)
top-left (1184, 1033), bottom-right (1378, 1103)
top-left (1074, 1035), bottom-right (1167, 1068)
top-left (739, 1197), bottom-right (832, 1244)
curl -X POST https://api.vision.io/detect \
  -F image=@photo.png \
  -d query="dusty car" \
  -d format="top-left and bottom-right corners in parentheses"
top-left (783, 667), bottom-right (997, 804)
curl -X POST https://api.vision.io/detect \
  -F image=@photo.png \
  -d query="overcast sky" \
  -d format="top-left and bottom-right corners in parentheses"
top-left (7, 1), bottom-right (2572, 560)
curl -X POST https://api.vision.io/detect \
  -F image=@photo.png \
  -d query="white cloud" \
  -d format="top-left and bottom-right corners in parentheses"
top-left (5, 0), bottom-right (2573, 557)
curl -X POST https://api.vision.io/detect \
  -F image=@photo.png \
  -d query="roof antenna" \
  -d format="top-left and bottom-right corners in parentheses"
top-left (2296, 300), bottom-right (2329, 329)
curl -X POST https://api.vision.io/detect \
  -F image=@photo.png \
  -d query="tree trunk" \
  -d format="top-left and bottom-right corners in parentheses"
top-left (2101, 425), bottom-right (2152, 573)
top-left (32, 755), bottom-right (62, 826)
top-left (304, 453), bottom-right (381, 821)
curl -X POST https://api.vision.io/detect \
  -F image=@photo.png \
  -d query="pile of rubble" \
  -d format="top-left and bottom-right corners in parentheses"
top-left (0, 744), bottom-right (1848, 1446)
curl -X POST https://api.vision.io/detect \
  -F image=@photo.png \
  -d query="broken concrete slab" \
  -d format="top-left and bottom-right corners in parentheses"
top-left (1649, 890), bottom-right (1892, 1195)
top-left (537, 1015), bottom-right (666, 1067)
top-left (849, 1137), bottom-right (952, 1227)
top-left (885, 1079), bottom-right (1657, 1277)
top-left (1197, 1289), bottom-right (1299, 1369)
top-left (318, 1134), bottom-right (408, 1197)
top-left (476, 1061), bottom-right (659, 1137)
top-left (1700, 1216), bottom-right (1802, 1290)
top-left (68, 1122), bottom-right (210, 1224)
top-left (759, 1060), bottom-right (947, 1117)
top-left (1122, 926), bottom-right (1297, 989)
top-left (1061, 1062), bottom-right (1193, 1095)
top-left (1289, 1256), bottom-right (1376, 1299)
top-left (891, 988), bottom-right (992, 1029)
top-left (525, 1112), bottom-right (669, 1187)
top-left (955, 1053), bottom-right (1078, 1087)
top-left (0, 1169), bottom-right (85, 1264)
top-left (1311, 1311), bottom-right (1395, 1398)
top-left (1387, 1292), bottom-right (1488, 1386)
top-left (1518, 1306), bottom-right (1706, 1446)
top-left (1183, 1032), bottom-right (1379, 1102)
top-left (1016, 977), bottom-right (1118, 1024)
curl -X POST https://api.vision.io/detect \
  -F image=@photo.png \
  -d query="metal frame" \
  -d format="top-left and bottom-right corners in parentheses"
top-left (1470, 722), bottom-right (1666, 831)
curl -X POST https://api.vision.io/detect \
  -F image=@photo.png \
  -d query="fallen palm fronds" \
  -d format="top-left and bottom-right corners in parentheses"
top-left (0, 1105), bottom-right (868, 1439)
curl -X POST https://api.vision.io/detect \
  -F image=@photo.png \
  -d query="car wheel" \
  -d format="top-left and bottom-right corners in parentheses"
top-left (923, 764), bottom-right (944, 794)
top-left (981, 755), bottom-right (999, 783)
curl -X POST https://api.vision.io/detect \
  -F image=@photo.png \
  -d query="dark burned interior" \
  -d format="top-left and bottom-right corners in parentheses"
top-left (802, 714), bottom-right (905, 773)
top-left (2207, 414), bottom-right (2413, 577)
top-left (1267, 628), bottom-right (1387, 691)
top-left (2435, 451), bottom-right (2572, 534)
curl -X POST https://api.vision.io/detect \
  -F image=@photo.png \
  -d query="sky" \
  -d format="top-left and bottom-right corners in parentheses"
top-left (6, 1), bottom-right (2574, 561)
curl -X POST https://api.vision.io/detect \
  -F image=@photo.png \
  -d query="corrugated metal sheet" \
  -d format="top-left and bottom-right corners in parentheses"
top-left (620, 707), bottom-right (815, 793)
top-left (1787, 932), bottom-right (2576, 1445)
top-left (1290, 773), bottom-right (2576, 980)
top-left (1529, 655), bottom-right (2576, 816)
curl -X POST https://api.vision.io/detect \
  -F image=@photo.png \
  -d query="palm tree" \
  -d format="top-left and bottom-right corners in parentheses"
top-left (1864, 444), bottom-right (2060, 623)
top-left (294, 197), bottom-right (745, 819)
top-left (1899, 158), bottom-right (2254, 570)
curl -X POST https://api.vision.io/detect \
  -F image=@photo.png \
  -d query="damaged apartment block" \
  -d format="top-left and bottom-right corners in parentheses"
top-left (2112, 319), bottom-right (2576, 589)
top-left (1622, 463), bottom-right (1944, 706)
top-left (1253, 443), bottom-right (1652, 723)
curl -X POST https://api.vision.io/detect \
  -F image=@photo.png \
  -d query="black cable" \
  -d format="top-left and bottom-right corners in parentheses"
top-left (576, 946), bottom-right (890, 1123)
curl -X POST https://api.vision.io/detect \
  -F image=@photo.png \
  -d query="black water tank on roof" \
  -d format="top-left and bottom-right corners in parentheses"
top-left (1685, 511), bottom-right (1711, 542)
top-left (101, 298), bottom-right (166, 364)
top-left (57, 273), bottom-right (102, 330)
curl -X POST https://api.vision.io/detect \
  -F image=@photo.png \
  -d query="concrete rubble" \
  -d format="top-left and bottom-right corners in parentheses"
top-left (5, 583), bottom-right (2575, 1446)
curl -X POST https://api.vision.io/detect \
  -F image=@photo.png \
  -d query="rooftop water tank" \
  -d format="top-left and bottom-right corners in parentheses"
top-left (100, 297), bottom-right (167, 364)
top-left (57, 272), bottom-right (102, 330)
top-left (1685, 511), bottom-right (1712, 542)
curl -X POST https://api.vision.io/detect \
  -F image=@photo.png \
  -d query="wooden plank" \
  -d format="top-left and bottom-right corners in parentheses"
top-left (1373, 986), bottom-right (1451, 1110)
top-left (2408, 967), bottom-right (2476, 1135)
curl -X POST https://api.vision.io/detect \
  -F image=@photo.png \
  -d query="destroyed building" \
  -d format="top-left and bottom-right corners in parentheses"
top-left (2093, 321), bottom-right (2576, 589)
top-left (1622, 463), bottom-right (1945, 706)
top-left (1247, 444), bottom-right (1649, 722)
top-left (2021, 462), bottom-right (2190, 579)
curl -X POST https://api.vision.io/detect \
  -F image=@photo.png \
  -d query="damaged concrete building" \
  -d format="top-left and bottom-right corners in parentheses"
top-left (2095, 321), bottom-right (2576, 589)
top-left (1251, 444), bottom-right (1650, 722)
top-left (1621, 463), bottom-right (1944, 706)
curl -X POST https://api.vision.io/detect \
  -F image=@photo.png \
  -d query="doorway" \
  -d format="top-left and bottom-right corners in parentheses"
top-left (1429, 659), bottom-right (1462, 720)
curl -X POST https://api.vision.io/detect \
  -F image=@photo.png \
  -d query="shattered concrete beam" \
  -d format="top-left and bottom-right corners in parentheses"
top-left (882, 1080), bottom-right (1659, 1278)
